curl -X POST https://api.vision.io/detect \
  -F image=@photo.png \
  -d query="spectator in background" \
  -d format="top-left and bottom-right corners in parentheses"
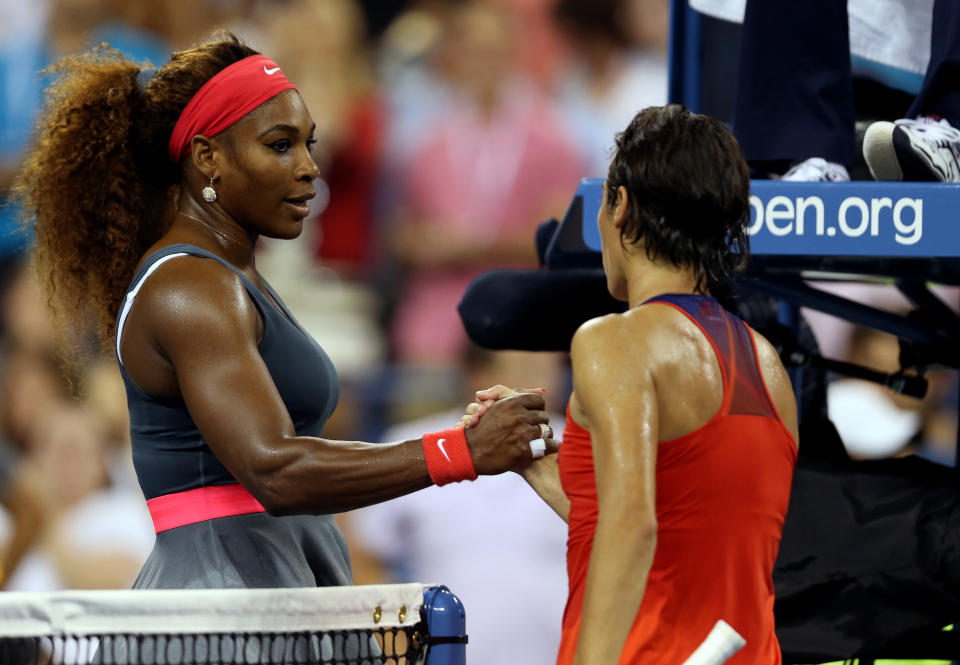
top-left (554, 0), bottom-right (668, 176)
top-left (266, 0), bottom-right (385, 277)
top-left (82, 358), bottom-right (143, 491)
top-left (3, 404), bottom-right (154, 591)
top-left (0, 264), bottom-right (152, 589)
top-left (0, 265), bottom-right (68, 453)
top-left (346, 347), bottom-right (570, 665)
top-left (48, 0), bottom-right (221, 59)
top-left (389, 0), bottom-right (584, 365)
top-left (377, 0), bottom-right (451, 165)
top-left (0, 264), bottom-right (50, 584)
top-left (0, 457), bottom-right (46, 588)
top-left (828, 324), bottom-right (957, 465)
top-left (49, 0), bottom-right (168, 64)
top-left (497, 0), bottom-right (567, 88)
top-left (0, 0), bottom-right (49, 260)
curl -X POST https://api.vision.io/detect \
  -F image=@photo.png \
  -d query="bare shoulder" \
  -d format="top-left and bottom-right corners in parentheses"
top-left (131, 254), bottom-right (259, 344)
top-left (571, 307), bottom-right (667, 356)
top-left (571, 307), bottom-right (688, 385)
top-left (119, 253), bottom-right (263, 398)
top-left (750, 327), bottom-right (800, 445)
top-left (572, 313), bottom-right (630, 370)
top-left (571, 312), bottom-right (627, 353)
top-left (570, 311), bottom-right (658, 432)
top-left (570, 310), bottom-right (660, 389)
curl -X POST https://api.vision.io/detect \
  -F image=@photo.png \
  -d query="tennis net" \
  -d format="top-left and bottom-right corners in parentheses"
top-left (0, 583), bottom-right (466, 665)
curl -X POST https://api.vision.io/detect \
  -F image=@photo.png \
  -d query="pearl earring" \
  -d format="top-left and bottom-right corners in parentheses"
top-left (201, 177), bottom-right (217, 203)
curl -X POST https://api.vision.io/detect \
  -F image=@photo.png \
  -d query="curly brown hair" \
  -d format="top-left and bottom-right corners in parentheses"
top-left (12, 33), bottom-right (258, 352)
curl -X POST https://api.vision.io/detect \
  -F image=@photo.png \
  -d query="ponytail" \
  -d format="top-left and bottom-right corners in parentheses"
top-left (13, 47), bottom-right (160, 351)
top-left (12, 34), bottom-right (258, 353)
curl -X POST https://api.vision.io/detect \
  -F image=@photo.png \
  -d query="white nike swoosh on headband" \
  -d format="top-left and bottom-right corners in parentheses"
top-left (263, 66), bottom-right (281, 75)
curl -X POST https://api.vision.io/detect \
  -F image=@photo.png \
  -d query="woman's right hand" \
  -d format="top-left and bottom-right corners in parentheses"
top-left (462, 392), bottom-right (557, 474)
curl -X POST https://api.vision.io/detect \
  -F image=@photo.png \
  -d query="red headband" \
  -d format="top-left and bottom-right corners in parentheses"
top-left (167, 55), bottom-right (297, 163)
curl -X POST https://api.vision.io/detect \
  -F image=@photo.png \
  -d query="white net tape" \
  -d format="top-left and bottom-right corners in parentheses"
top-left (0, 584), bottom-right (425, 637)
top-left (0, 584), bottom-right (430, 665)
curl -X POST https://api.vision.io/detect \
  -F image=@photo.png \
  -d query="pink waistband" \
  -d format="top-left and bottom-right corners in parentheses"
top-left (146, 484), bottom-right (266, 534)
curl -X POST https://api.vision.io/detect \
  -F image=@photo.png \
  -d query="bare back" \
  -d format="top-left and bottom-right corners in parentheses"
top-left (570, 298), bottom-right (799, 447)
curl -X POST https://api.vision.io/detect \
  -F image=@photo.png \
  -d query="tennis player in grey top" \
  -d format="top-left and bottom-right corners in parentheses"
top-left (13, 32), bottom-right (556, 590)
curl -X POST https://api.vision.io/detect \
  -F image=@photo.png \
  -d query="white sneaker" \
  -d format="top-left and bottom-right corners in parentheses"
top-left (781, 157), bottom-right (850, 182)
top-left (863, 115), bottom-right (960, 182)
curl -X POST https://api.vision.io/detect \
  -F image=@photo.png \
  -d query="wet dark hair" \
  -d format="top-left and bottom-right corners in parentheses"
top-left (605, 104), bottom-right (750, 300)
top-left (13, 32), bottom-right (258, 351)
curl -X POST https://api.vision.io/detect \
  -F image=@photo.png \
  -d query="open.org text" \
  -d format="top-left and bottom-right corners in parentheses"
top-left (748, 194), bottom-right (922, 245)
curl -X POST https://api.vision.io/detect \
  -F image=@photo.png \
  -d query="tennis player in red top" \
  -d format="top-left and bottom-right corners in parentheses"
top-left (467, 104), bottom-right (799, 664)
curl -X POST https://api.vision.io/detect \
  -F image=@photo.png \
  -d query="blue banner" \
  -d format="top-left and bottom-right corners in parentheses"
top-left (578, 179), bottom-right (960, 257)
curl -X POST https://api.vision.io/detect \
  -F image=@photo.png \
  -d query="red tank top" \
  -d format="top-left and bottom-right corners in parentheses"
top-left (556, 294), bottom-right (797, 665)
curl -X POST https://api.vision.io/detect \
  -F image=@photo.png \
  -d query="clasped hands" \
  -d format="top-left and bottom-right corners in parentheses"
top-left (458, 385), bottom-right (558, 466)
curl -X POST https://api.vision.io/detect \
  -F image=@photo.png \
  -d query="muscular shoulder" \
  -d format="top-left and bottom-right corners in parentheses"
top-left (572, 313), bottom-right (631, 367)
top-left (131, 255), bottom-right (259, 346)
top-left (570, 311), bottom-right (660, 389)
top-left (571, 306), bottom-right (684, 365)
top-left (570, 304), bottom-right (718, 427)
top-left (570, 311), bottom-right (662, 436)
top-left (571, 313), bottom-right (626, 353)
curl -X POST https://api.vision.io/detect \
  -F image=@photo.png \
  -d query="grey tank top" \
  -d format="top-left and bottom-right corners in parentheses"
top-left (117, 243), bottom-right (351, 589)
top-left (118, 243), bottom-right (339, 500)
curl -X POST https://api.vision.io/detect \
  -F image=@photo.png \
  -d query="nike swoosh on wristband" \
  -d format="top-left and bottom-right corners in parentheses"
top-left (436, 438), bottom-right (451, 462)
top-left (263, 66), bottom-right (281, 75)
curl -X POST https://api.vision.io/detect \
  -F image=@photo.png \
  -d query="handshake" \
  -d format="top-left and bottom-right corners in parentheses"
top-left (455, 385), bottom-right (558, 474)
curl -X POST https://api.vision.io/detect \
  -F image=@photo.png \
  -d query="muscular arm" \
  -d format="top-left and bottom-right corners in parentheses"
top-left (571, 318), bottom-right (659, 665)
top-left (124, 258), bottom-right (546, 515)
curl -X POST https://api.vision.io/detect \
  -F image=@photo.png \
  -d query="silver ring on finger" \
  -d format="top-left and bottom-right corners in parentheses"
top-left (539, 423), bottom-right (551, 439)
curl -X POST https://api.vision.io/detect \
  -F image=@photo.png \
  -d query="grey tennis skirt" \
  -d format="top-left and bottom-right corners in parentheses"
top-left (133, 512), bottom-right (353, 590)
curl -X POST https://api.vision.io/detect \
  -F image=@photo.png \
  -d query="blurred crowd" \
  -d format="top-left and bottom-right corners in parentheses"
top-left (0, 5), bottom-right (957, 665)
